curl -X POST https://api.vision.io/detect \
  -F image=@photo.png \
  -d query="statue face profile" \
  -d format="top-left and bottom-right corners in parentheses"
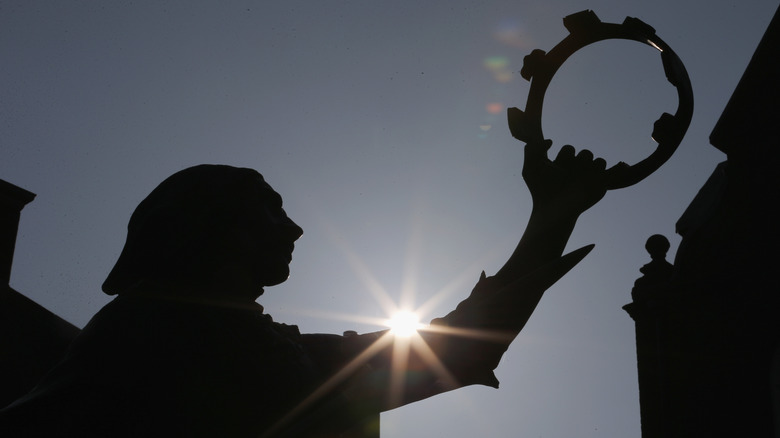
top-left (102, 165), bottom-right (303, 301)
top-left (237, 178), bottom-right (304, 288)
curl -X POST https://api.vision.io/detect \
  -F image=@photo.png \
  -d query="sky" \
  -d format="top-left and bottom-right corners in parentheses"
top-left (2, 1), bottom-right (777, 436)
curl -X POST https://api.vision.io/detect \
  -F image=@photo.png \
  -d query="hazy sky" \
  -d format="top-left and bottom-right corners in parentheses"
top-left (3, 1), bottom-right (777, 436)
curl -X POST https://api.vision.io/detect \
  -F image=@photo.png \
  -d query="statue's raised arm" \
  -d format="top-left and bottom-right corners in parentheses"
top-left (289, 9), bottom-right (694, 433)
top-left (302, 137), bottom-right (610, 419)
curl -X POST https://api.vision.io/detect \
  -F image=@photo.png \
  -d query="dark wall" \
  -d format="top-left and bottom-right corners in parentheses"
top-left (626, 6), bottom-right (780, 437)
top-left (0, 179), bottom-right (80, 408)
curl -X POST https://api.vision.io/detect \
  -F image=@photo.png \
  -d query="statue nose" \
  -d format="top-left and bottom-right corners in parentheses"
top-left (283, 219), bottom-right (303, 241)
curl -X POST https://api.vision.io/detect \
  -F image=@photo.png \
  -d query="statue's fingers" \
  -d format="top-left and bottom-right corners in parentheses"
top-left (575, 149), bottom-right (594, 163)
top-left (588, 157), bottom-right (609, 186)
top-left (553, 144), bottom-right (576, 166)
top-left (592, 157), bottom-right (607, 171)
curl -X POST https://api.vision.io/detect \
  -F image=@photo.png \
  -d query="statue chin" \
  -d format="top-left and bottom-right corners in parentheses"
top-left (258, 265), bottom-right (291, 288)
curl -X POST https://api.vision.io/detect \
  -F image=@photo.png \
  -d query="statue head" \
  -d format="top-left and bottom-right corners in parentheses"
top-left (102, 164), bottom-right (303, 302)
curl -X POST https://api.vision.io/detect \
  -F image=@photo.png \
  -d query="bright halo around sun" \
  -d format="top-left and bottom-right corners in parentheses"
top-left (387, 310), bottom-right (423, 337)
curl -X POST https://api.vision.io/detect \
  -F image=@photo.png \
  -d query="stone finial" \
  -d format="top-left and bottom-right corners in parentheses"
top-left (645, 234), bottom-right (670, 262)
top-left (631, 234), bottom-right (674, 304)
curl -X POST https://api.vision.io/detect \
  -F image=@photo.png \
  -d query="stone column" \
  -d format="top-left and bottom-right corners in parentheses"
top-left (623, 234), bottom-right (674, 438)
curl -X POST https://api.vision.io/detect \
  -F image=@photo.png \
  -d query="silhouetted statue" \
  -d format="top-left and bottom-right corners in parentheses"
top-left (0, 139), bottom-right (608, 436)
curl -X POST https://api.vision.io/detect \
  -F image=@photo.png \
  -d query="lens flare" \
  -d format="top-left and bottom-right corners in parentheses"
top-left (483, 56), bottom-right (513, 84)
top-left (484, 56), bottom-right (509, 70)
top-left (485, 103), bottom-right (504, 114)
top-left (493, 18), bottom-right (534, 49)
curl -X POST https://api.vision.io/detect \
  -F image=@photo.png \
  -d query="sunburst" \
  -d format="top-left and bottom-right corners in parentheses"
top-left (261, 216), bottom-right (510, 437)
top-left (385, 310), bottom-right (423, 337)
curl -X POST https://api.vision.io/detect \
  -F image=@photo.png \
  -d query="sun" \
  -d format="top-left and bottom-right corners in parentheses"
top-left (386, 310), bottom-right (423, 337)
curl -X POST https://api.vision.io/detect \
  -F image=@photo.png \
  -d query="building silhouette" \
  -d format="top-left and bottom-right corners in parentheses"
top-left (624, 6), bottom-right (780, 437)
top-left (0, 180), bottom-right (79, 408)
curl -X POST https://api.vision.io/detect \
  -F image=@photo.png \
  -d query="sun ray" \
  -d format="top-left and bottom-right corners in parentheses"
top-left (272, 307), bottom-right (390, 328)
top-left (260, 332), bottom-right (395, 438)
top-left (414, 244), bottom-right (506, 321)
top-left (388, 335), bottom-right (413, 408)
top-left (407, 333), bottom-right (460, 391)
top-left (324, 223), bottom-right (400, 317)
top-left (399, 217), bottom-right (422, 311)
top-left (422, 323), bottom-right (515, 344)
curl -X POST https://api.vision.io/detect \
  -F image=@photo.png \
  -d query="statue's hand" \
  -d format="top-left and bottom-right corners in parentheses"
top-left (522, 140), bottom-right (609, 219)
